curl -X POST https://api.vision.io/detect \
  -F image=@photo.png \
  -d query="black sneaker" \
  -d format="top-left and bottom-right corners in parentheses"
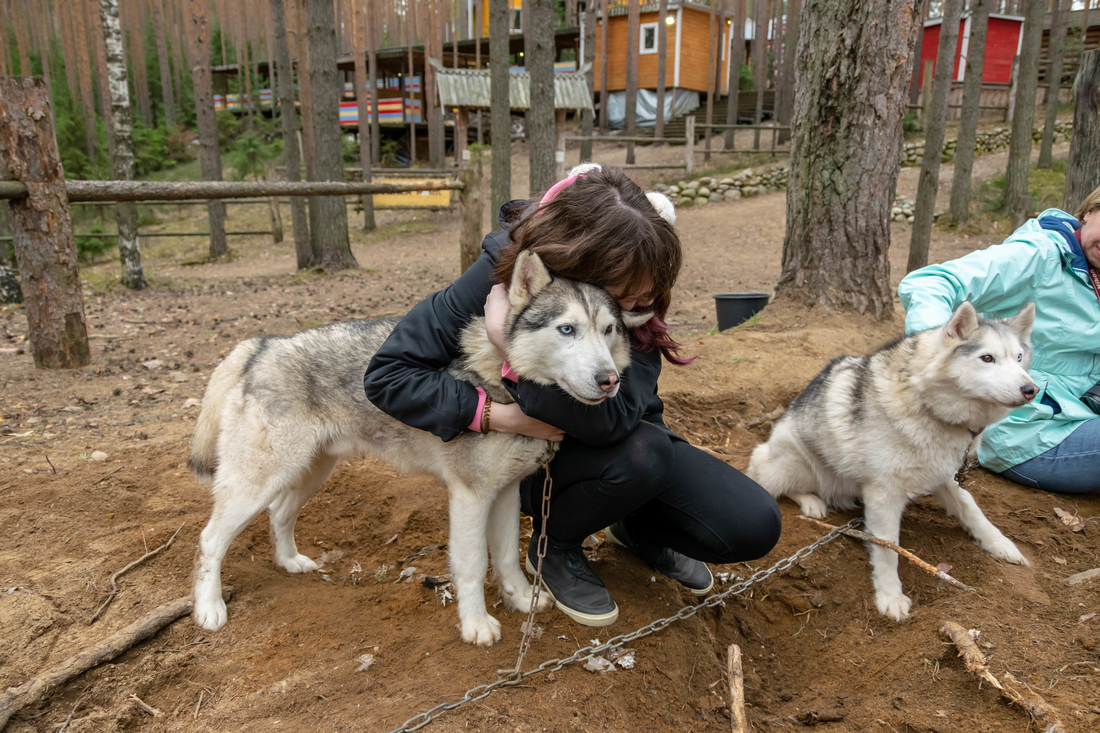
top-left (526, 538), bottom-right (619, 627)
top-left (604, 521), bottom-right (714, 596)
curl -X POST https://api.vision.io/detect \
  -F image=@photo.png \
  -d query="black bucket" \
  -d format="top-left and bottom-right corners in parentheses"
top-left (713, 293), bottom-right (770, 331)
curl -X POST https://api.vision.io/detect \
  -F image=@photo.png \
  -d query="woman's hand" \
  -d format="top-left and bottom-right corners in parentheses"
top-left (484, 283), bottom-right (511, 356)
top-left (489, 402), bottom-right (565, 442)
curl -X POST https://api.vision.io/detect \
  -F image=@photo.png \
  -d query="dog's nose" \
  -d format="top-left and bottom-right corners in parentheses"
top-left (597, 373), bottom-right (618, 393)
top-left (1020, 383), bottom-right (1037, 400)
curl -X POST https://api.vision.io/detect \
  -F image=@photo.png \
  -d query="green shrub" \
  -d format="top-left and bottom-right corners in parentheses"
top-left (77, 223), bottom-right (115, 263)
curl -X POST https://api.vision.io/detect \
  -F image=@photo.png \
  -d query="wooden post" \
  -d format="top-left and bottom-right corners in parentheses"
top-left (1006, 54), bottom-right (1019, 124)
top-left (458, 163), bottom-right (483, 274)
top-left (1064, 50), bottom-right (1100, 213)
top-left (685, 115), bottom-right (695, 176)
top-left (555, 108), bottom-right (567, 181)
top-left (920, 59), bottom-right (934, 128)
top-left (0, 78), bottom-right (91, 369)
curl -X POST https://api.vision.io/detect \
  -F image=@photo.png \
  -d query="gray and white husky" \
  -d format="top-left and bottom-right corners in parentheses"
top-left (189, 252), bottom-right (653, 645)
top-left (747, 302), bottom-right (1037, 622)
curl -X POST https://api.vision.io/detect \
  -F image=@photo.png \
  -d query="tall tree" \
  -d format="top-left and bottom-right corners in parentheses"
top-left (907, 0), bottom-right (962, 273)
top-left (528, 0), bottom-right (556, 192)
top-left (475, 0), bottom-right (484, 144)
top-left (704, 0), bottom-right (717, 161)
top-left (406, 3), bottom-right (417, 163)
top-left (189, 0), bottom-right (229, 259)
top-left (1003, 0), bottom-right (1045, 218)
top-left (1082, 0), bottom-right (1091, 48)
top-left (58, 0), bottom-right (83, 114)
top-left (949, 0), bottom-right (992, 224)
top-left (353, 0), bottom-right (377, 230)
top-left (123, 0), bottom-right (153, 125)
top-left (580, 0), bottom-right (597, 160)
top-left (69, 0), bottom-right (99, 163)
top-left (1064, 49), bottom-right (1100, 212)
top-left (779, 0), bottom-right (922, 318)
top-left (909, 0), bottom-right (929, 109)
top-left (90, 0), bottom-right (117, 156)
top-left (99, 0), bottom-right (147, 289)
top-left (367, 0), bottom-right (381, 164)
top-left (752, 0), bottom-right (767, 149)
top-left (777, 0), bottom-right (799, 144)
top-left (490, 0), bottom-right (510, 227)
top-left (727, 0), bottom-right (746, 147)
top-left (624, 0), bottom-right (640, 163)
top-left (12, 0), bottom-right (30, 75)
top-left (304, 0), bottom-right (357, 270)
top-left (271, 0), bottom-right (311, 268)
top-left (152, 0), bottom-right (177, 128)
top-left (295, 0), bottom-right (317, 185)
top-left (426, 0), bottom-right (443, 168)
top-left (653, 0), bottom-right (669, 143)
top-left (599, 0), bottom-right (608, 131)
top-left (1039, 0), bottom-right (1069, 168)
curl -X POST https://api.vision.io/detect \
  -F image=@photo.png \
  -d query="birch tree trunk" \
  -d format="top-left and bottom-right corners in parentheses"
top-left (950, 0), bottom-right (991, 223)
top-left (304, 0), bottom-right (357, 270)
top-left (99, 0), bottom-right (147, 289)
top-left (1063, 49), bottom-right (1100, 212)
top-left (779, 0), bottom-right (922, 318)
top-left (189, 0), bottom-right (229, 260)
top-left (271, 0), bottom-right (311, 268)
top-left (490, 0), bottom-right (510, 228)
top-left (354, 0), bottom-right (377, 230)
top-left (527, 0), bottom-right (556, 192)
top-left (152, 0), bottom-right (177, 127)
top-left (1039, 0), bottom-right (1069, 168)
top-left (1003, 0), bottom-right (1045, 216)
top-left (580, 0), bottom-right (597, 160)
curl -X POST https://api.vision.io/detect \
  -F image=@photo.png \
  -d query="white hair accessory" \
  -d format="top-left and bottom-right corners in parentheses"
top-left (568, 162), bottom-right (603, 177)
top-left (646, 192), bottom-right (677, 225)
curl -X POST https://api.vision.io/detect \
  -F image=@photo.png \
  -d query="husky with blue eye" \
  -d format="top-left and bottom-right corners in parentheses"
top-left (748, 302), bottom-right (1037, 622)
top-left (188, 251), bottom-right (654, 646)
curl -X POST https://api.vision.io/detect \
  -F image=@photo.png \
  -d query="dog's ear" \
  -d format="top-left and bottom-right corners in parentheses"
top-left (1003, 302), bottom-right (1035, 341)
top-left (509, 251), bottom-right (553, 310)
top-left (621, 309), bottom-right (656, 329)
top-left (944, 301), bottom-right (980, 341)
top-left (647, 192), bottom-right (676, 225)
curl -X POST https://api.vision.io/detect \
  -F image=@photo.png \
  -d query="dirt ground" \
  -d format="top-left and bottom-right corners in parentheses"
top-left (1, 138), bottom-right (1098, 733)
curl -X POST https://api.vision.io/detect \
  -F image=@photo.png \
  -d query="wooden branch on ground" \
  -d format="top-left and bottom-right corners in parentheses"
top-left (90, 522), bottom-right (185, 624)
top-left (728, 644), bottom-right (748, 733)
top-left (939, 621), bottom-right (1066, 733)
top-left (0, 587), bottom-right (232, 730)
top-left (129, 694), bottom-right (161, 717)
top-left (798, 516), bottom-right (975, 593)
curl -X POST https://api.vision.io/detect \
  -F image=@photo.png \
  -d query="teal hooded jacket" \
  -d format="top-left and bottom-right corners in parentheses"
top-left (898, 209), bottom-right (1100, 473)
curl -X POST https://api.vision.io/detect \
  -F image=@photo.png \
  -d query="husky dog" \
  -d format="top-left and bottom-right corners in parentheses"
top-left (189, 252), bottom-right (653, 645)
top-left (747, 302), bottom-right (1037, 622)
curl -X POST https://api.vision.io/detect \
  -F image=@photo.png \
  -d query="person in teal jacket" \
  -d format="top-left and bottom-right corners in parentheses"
top-left (898, 188), bottom-right (1100, 494)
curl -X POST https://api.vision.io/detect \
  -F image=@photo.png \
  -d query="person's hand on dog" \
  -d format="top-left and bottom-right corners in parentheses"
top-left (489, 402), bottom-right (565, 442)
top-left (484, 283), bottom-right (510, 356)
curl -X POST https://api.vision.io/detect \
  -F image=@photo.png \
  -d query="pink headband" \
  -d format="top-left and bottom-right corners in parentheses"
top-left (539, 174), bottom-right (582, 205)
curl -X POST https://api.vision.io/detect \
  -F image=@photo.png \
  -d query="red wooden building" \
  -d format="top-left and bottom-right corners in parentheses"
top-left (918, 13), bottom-right (1024, 86)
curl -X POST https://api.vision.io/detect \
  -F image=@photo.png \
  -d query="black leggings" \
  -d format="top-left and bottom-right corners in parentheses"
top-left (521, 422), bottom-right (782, 565)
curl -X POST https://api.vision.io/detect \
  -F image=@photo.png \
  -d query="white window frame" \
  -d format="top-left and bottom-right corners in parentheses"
top-left (640, 22), bottom-right (658, 55)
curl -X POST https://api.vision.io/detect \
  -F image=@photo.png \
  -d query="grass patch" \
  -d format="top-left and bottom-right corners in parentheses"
top-left (951, 157), bottom-right (1069, 235)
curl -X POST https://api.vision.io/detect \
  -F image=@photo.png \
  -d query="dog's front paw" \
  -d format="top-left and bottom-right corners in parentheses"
top-left (459, 613), bottom-right (503, 647)
top-left (193, 596), bottom-right (228, 631)
top-left (875, 592), bottom-right (912, 622)
top-left (981, 536), bottom-right (1030, 567)
top-left (278, 553), bottom-right (319, 573)
top-left (501, 581), bottom-right (554, 614)
top-left (795, 494), bottom-right (829, 519)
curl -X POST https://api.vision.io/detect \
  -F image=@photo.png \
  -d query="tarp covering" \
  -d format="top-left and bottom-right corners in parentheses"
top-left (604, 89), bottom-right (700, 130)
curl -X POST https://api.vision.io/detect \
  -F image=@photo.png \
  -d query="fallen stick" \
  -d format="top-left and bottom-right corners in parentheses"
top-left (0, 588), bottom-right (231, 731)
top-left (94, 465), bottom-right (125, 484)
top-left (798, 516), bottom-right (975, 593)
top-left (89, 522), bottom-right (185, 624)
top-left (129, 694), bottom-right (160, 717)
top-left (939, 621), bottom-right (1066, 733)
top-left (728, 644), bottom-right (748, 733)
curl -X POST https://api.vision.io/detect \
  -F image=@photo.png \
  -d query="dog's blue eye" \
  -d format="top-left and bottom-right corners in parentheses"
top-left (1017, 354), bottom-right (1022, 362)
top-left (558, 325), bottom-right (573, 336)
top-left (980, 355), bottom-right (995, 363)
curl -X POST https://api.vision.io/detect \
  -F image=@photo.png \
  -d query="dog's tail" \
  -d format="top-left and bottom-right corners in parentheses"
top-left (188, 340), bottom-right (261, 483)
top-left (745, 442), bottom-right (769, 483)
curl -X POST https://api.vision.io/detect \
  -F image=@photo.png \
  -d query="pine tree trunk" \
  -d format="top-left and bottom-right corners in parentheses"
top-left (652, 0), bottom-right (669, 144)
top-left (752, 0), bottom-right (766, 149)
top-left (304, 0), bottom-right (356, 270)
top-left (69, 0), bottom-right (100, 163)
top-left (777, 0), bottom-right (799, 144)
top-left (950, 0), bottom-right (991, 224)
top-left (0, 78), bottom-right (91, 367)
top-left (295, 0), bottom-right (316, 179)
top-left (1039, 0), bottom-right (1069, 167)
top-left (779, 0), bottom-right (922, 318)
top-left (13, 0), bottom-right (30, 75)
top-left (580, 0), bottom-right (597, 160)
top-left (908, 0), bottom-right (962, 273)
top-left (265, 0), bottom-right (278, 121)
top-left (99, 0), bottom-right (147, 289)
top-left (1064, 49), bottom-right (1100, 212)
top-left (189, 0), bottom-right (229, 260)
top-left (271, 0), bottom-right (311, 268)
top-left (124, 0), bottom-right (153, 126)
top-left (599, 0), bottom-right (608, 132)
top-left (726, 0), bottom-right (746, 147)
top-left (367, 0), bottom-right (381, 165)
top-left (490, 0), bottom-right (511, 228)
top-left (910, 0), bottom-right (930, 109)
top-left (58, 0), bottom-right (82, 114)
top-left (624, 0), bottom-right (640, 163)
top-left (1003, 0), bottom-right (1045, 215)
top-left (703, 0), bottom-right (716, 161)
top-left (406, 8), bottom-right (417, 164)
top-left (475, 1), bottom-right (484, 145)
top-left (90, 0), bottom-right (117, 158)
top-left (426, 0), bottom-right (442, 168)
top-left (354, 0), bottom-right (377, 230)
top-left (527, 0), bottom-right (556, 192)
top-left (152, 0), bottom-right (177, 127)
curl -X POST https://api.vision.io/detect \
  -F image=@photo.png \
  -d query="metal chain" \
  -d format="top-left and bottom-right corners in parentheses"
top-left (497, 443), bottom-right (555, 683)
top-left (386, 517), bottom-right (862, 733)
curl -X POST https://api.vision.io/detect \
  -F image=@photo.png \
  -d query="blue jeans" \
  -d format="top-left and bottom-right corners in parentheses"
top-left (999, 419), bottom-right (1100, 494)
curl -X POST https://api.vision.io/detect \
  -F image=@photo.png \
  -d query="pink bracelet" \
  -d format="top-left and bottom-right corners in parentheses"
top-left (468, 386), bottom-right (488, 432)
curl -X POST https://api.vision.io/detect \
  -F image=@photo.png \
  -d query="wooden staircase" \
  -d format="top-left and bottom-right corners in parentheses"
top-left (634, 91), bottom-right (776, 142)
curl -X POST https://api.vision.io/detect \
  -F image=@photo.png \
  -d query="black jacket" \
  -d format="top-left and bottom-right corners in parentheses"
top-left (363, 202), bottom-right (668, 446)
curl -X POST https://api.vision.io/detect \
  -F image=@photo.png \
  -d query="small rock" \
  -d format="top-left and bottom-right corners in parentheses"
top-left (694, 196), bottom-right (709, 206)
top-left (708, 193), bottom-right (723, 203)
top-left (697, 186), bottom-right (711, 197)
top-left (141, 359), bottom-right (163, 370)
top-left (724, 190), bottom-right (742, 201)
top-left (90, 451), bottom-right (108, 462)
top-left (1065, 568), bottom-right (1100, 586)
top-left (168, 371), bottom-right (188, 383)
top-left (183, 398), bottom-right (201, 409)
top-left (679, 197), bottom-right (694, 208)
top-left (719, 178), bottom-right (734, 185)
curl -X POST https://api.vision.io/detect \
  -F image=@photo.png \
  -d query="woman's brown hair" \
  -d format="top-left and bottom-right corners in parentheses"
top-left (493, 166), bottom-right (690, 364)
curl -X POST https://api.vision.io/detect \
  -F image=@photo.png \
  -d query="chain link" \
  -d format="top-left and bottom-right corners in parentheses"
top-left (386, 517), bottom-right (861, 733)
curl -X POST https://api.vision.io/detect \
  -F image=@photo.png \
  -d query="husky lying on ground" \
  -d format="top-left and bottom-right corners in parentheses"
top-left (747, 302), bottom-right (1037, 621)
top-left (189, 252), bottom-right (653, 645)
